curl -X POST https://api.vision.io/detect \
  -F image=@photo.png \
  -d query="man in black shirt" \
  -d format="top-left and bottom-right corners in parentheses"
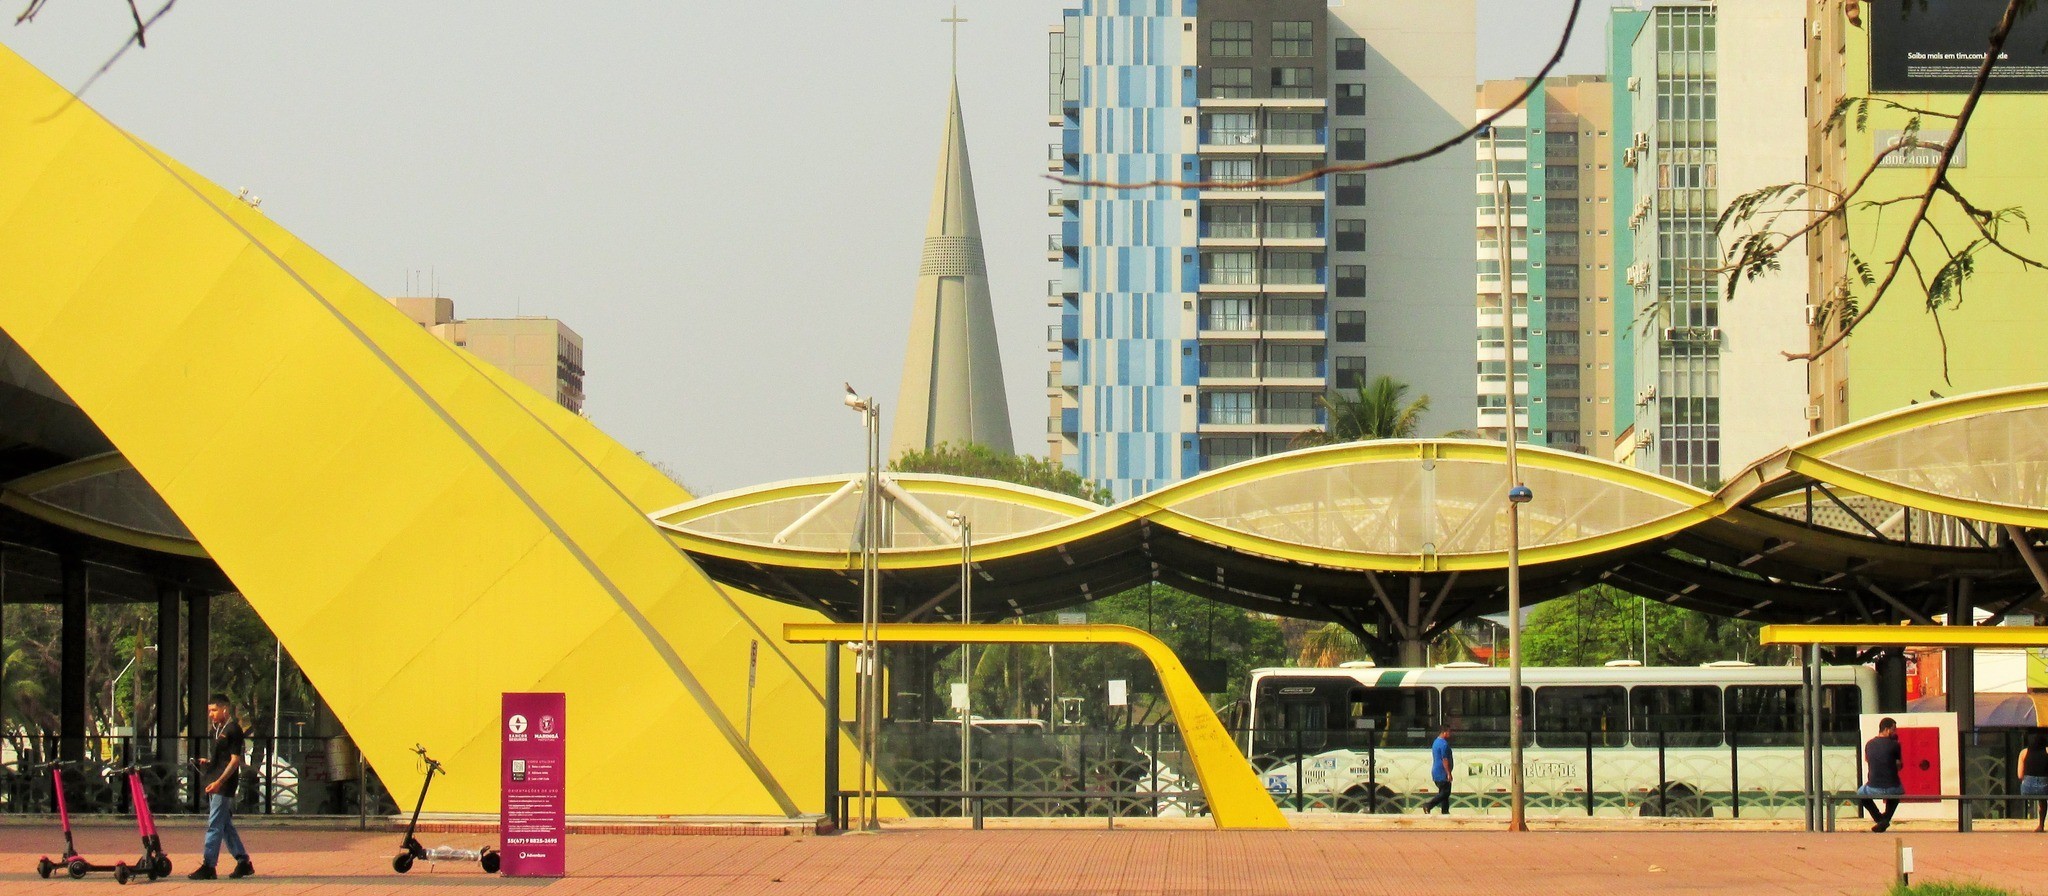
top-left (1858, 717), bottom-right (1906, 833)
top-left (189, 694), bottom-right (255, 879)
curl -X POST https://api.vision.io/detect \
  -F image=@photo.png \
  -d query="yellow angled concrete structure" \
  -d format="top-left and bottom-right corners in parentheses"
top-left (785, 623), bottom-right (1288, 830)
top-left (1761, 625), bottom-right (2048, 648)
top-left (0, 45), bottom-right (865, 818)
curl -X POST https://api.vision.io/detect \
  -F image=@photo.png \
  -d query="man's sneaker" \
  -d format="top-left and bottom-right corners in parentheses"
top-left (229, 858), bottom-right (255, 879)
top-left (187, 864), bottom-right (217, 880)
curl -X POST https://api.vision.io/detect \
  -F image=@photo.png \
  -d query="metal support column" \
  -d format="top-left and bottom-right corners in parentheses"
top-left (1949, 577), bottom-right (1976, 832)
top-left (823, 641), bottom-right (841, 829)
top-left (154, 583), bottom-right (180, 765)
top-left (185, 591), bottom-right (210, 810)
top-left (1876, 648), bottom-right (1908, 714)
top-left (59, 554), bottom-right (87, 764)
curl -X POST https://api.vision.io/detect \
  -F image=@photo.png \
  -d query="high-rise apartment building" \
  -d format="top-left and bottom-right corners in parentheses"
top-left (1806, 0), bottom-right (2048, 427)
top-left (393, 297), bottom-right (586, 414)
top-left (1047, 0), bottom-right (1476, 500)
top-left (1609, 1), bottom-right (1806, 485)
top-left (1475, 76), bottom-right (1617, 455)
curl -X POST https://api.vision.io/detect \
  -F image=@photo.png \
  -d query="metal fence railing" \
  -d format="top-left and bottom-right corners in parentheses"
top-left (0, 735), bottom-right (396, 818)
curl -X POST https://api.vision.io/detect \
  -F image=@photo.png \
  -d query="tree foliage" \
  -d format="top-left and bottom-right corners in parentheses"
top-left (890, 442), bottom-right (1111, 504)
top-left (1521, 585), bottom-right (1791, 668)
top-left (1291, 375), bottom-right (1431, 448)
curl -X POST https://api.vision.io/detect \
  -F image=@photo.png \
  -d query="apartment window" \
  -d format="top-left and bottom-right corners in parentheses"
top-left (1334, 310), bottom-right (1367, 342)
top-left (1271, 67), bottom-right (1315, 98)
top-left (1335, 219), bottom-right (1366, 252)
top-left (1334, 128), bottom-right (1367, 161)
top-left (1203, 112), bottom-right (1256, 144)
top-left (1265, 157), bottom-right (1319, 191)
top-left (1208, 67), bottom-right (1252, 99)
top-left (1211, 21), bottom-right (1251, 57)
top-left (1335, 38), bottom-right (1367, 69)
top-left (1202, 297), bottom-right (1254, 331)
top-left (1267, 344), bottom-right (1325, 378)
top-left (1335, 356), bottom-right (1368, 389)
top-left (1200, 344), bottom-right (1255, 378)
top-left (1335, 265), bottom-right (1366, 297)
top-left (1201, 250), bottom-right (1257, 285)
top-left (1272, 21), bottom-right (1314, 57)
top-left (1201, 390), bottom-right (1254, 425)
top-left (1202, 203), bottom-right (1256, 238)
top-left (1201, 436), bottom-right (1256, 471)
top-left (1266, 205), bottom-right (1320, 239)
top-left (1335, 83), bottom-right (1366, 116)
top-left (1264, 251), bottom-right (1322, 285)
top-left (1267, 391), bottom-right (1319, 425)
top-left (1334, 174), bottom-right (1366, 207)
top-left (1266, 112), bottom-right (1321, 145)
top-left (1202, 158), bottom-right (1254, 185)
top-left (1267, 297), bottom-right (1321, 331)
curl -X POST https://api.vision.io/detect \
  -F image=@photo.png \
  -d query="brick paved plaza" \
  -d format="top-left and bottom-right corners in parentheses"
top-left (0, 819), bottom-right (2041, 895)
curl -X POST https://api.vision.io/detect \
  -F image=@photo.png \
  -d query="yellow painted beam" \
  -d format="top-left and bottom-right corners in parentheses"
top-left (1762, 624), bottom-right (2048, 647)
top-left (785, 622), bottom-right (1289, 831)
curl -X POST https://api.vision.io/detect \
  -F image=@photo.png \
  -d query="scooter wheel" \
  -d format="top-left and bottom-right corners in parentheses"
top-left (67, 858), bottom-right (88, 879)
top-left (36, 857), bottom-right (53, 878)
top-left (155, 855), bottom-right (172, 877)
top-left (480, 849), bottom-right (500, 874)
top-left (393, 853), bottom-right (414, 874)
top-left (115, 863), bottom-right (131, 886)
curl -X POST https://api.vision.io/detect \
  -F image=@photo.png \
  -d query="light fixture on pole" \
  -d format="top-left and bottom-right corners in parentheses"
top-left (1486, 125), bottom-right (1533, 833)
top-left (107, 645), bottom-right (158, 735)
top-left (946, 510), bottom-right (973, 817)
top-left (843, 383), bottom-right (883, 832)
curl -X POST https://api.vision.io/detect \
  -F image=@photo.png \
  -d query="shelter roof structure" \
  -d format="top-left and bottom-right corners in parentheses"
top-left (658, 385), bottom-right (2048, 660)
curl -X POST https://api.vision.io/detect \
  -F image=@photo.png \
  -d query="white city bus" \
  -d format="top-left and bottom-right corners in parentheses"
top-left (1245, 662), bottom-right (1875, 817)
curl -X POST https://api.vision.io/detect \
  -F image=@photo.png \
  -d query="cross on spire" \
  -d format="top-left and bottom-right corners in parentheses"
top-left (943, 3), bottom-right (967, 79)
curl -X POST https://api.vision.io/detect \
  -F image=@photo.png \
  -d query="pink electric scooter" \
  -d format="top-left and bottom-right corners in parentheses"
top-left (34, 761), bottom-right (118, 880)
top-left (110, 764), bottom-right (171, 885)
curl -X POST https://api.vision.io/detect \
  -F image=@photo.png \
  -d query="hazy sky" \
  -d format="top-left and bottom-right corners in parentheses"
top-left (2, 1), bottom-right (1609, 495)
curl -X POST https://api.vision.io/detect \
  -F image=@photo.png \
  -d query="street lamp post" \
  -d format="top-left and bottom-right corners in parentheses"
top-left (1487, 125), bottom-right (1534, 832)
top-left (946, 511), bottom-right (973, 817)
top-left (843, 384), bottom-right (883, 832)
top-left (107, 645), bottom-right (158, 745)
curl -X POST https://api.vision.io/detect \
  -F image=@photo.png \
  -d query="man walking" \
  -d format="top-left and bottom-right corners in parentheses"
top-left (1858, 717), bottom-right (1906, 833)
top-left (1420, 725), bottom-right (1453, 815)
top-left (189, 694), bottom-right (256, 879)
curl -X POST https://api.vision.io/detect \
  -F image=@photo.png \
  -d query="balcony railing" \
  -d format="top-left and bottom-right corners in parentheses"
top-left (1201, 313), bottom-right (1257, 331)
top-left (1265, 127), bottom-right (1325, 145)
top-left (1265, 361), bottom-right (1326, 378)
top-left (1201, 269), bottom-right (1258, 286)
top-left (1262, 268), bottom-right (1324, 285)
top-left (1200, 361), bottom-right (1257, 378)
top-left (1202, 128), bottom-right (1259, 145)
top-left (1264, 406), bottom-right (1326, 426)
top-left (1199, 407), bottom-right (1255, 425)
top-left (1265, 222), bottom-right (1322, 239)
top-left (1264, 313), bottom-right (1325, 331)
top-left (1200, 222), bottom-right (1257, 239)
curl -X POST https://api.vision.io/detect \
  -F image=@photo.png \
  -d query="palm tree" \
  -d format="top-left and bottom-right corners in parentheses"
top-left (1292, 375), bottom-right (1430, 448)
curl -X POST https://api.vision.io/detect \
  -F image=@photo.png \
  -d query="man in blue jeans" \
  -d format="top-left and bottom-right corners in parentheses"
top-left (189, 694), bottom-right (255, 879)
top-left (1858, 717), bottom-right (1905, 833)
top-left (1420, 725), bottom-right (1453, 814)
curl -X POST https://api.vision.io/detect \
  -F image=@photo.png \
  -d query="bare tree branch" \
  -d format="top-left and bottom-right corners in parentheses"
top-left (1048, 0), bottom-right (1583, 191)
top-left (1784, 0), bottom-right (2024, 363)
top-left (27, 0), bottom-right (178, 118)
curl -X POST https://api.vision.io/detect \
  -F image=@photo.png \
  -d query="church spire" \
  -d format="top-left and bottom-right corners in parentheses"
top-left (889, 22), bottom-right (1014, 460)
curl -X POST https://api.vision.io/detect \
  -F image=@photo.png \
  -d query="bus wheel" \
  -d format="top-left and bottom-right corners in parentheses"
top-left (1342, 785), bottom-right (1405, 814)
top-left (1638, 783), bottom-right (1705, 817)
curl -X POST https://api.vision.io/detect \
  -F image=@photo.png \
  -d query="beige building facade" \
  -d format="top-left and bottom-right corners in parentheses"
top-left (393, 296), bottom-right (586, 414)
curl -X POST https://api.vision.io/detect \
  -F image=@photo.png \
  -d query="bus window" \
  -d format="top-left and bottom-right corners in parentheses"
top-left (1352, 687), bottom-right (1439, 748)
top-left (1442, 686), bottom-right (1535, 748)
top-left (1629, 685), bottom-right (1723, 748)
top-left (1821, 685), bottom-right (1861, 747)
top-left (1535, 686), bottom-right (1627, 747)
top-left (1727, 685), bottom-right (1801, 746)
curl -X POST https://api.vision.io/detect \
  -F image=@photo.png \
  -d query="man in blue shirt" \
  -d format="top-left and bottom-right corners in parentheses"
top-left (1420, 725), bottom-right (1453, 815)
top-left (1858, 717), bottom-right (1905, 832)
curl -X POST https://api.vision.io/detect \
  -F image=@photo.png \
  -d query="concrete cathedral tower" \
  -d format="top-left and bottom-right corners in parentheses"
top-left (889, 67), bottom-right (1015, 459)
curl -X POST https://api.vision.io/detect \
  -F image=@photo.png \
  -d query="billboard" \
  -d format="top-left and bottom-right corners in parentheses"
top-left (1869, 0), bottom-right (2048, 93)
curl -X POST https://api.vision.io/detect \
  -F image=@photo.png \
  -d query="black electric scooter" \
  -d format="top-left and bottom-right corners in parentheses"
top-left (391, 745), bottom-right (499, 874)
top-left (34, 761), bottom-right (121, 880)
top-left (110, 764), bottom-right (172, 885)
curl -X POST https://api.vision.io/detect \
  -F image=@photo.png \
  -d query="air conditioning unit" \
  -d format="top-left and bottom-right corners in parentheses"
top-left (1804, 305), bottom-right (1823, 326)
top-left (1627, 75), bottom-right (1641, 93)
top-left (1623, 146), bottom-right (1639, 168)
top-left (1804, 404), bottom-right (1823, 421)
top-left (1636, 386), bottom-right (1656, 406)
top-left (1663, 327), bottom-right (1680, 341)
top-left (1632, 132), bottom-right (1649, 152)
top-left (1635, 430), bottom-right (1654, 449)
top-left (1707, 327), bottom-right (1724, 342)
